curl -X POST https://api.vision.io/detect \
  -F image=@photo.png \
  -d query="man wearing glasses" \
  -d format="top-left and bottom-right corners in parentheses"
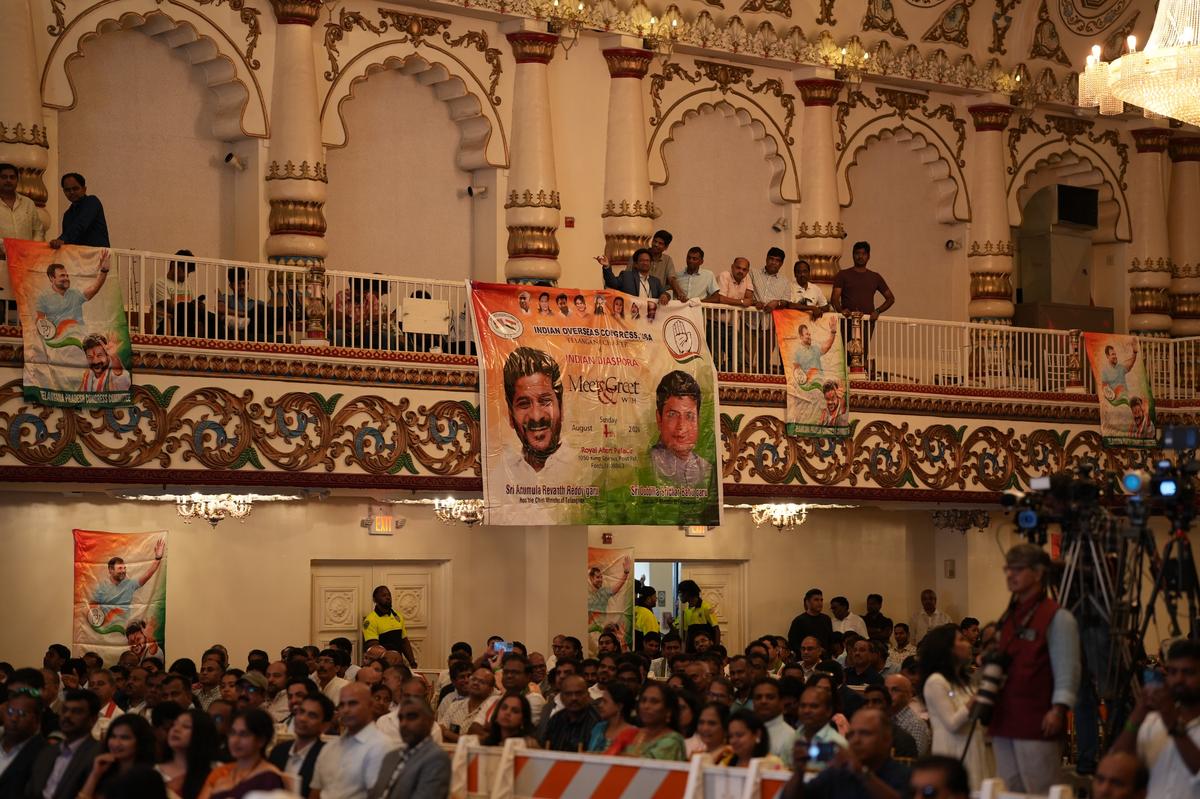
top-left (0, 685), bottom-right (48, 795)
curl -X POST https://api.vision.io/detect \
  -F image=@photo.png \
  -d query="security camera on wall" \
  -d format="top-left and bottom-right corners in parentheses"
top-left (223, 152), bottom-right (247, 172)
top-left (945, 238), bottom-right (962, 251)
top-left (462, 185), bottom-right (488, 199)
top-left (771, 217), bottom-right (789, 233)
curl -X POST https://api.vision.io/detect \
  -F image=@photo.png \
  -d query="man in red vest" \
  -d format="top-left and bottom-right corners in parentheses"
top-left (989, 543), bottom-right (1081, 793)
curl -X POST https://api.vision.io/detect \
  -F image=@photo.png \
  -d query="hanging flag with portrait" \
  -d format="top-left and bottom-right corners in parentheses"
top-left (5, 239), bottom-right (132, 407)
top-left (73, 529), bottom-right (167, 665)
top-left (587, 547), bottom-right (635, 656)
top-left (470, 282), bottom-right (722, 527)
top-left (1083, 332), bottom-right (1157, 447)
top-left (773, 308), bottom-right (851, 437)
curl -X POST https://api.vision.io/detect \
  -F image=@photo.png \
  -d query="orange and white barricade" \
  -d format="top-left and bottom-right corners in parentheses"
top-left (506, 746), bottom-right (695, 799)
top-left (698, 758), bottom-right (792, 799)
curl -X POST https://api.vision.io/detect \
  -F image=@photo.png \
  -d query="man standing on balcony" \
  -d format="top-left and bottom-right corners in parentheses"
top-left (50, 173), bottom-right (109, 249)
top-left (0, 162), bottom-right (45, 258)
top-left (786, 260), bottom-right (828, 312)
top-left (752, 247), bottom-right (793, 370)
top-left (831, 241), bottom-right (894, 378)
top-left (598, 249), bottom-right (669, 302)
top-left (710, 257), bottom-right (757, 372)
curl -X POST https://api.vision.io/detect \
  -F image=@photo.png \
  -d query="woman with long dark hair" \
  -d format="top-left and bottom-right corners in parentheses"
top-left (587, 681), bottom-right (638, 754)
top-left (78, 714), bottom-right (158, 799)
top-left (919, 623), bottom-right (992, 789)
top-left (618, 682), bottom-right (686, 760)
top-left (482, 691), bottom-right (540, 748)
top-left (678, 690), bottom-right (705, 755)
top-left (197, 709), bottom-right (287, 798)
top-left (157, 709), bottom-right (219, 799)
top-left (716, 709), bottom-right (780, 768)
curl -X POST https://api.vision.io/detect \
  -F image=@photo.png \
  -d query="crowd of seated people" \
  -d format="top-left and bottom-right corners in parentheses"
top-left (4, 578), bottom-right (1170, 799)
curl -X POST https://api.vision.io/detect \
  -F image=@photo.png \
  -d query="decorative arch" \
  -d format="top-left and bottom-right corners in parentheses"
top-left (838, 123), bottom-right (970, 223)
top-left (42, 7), bottom-right (267, 140)
top-left (322, 49), bottom-right (507, 170)
top-left (648, 92), bottom-right (799, 204)
top-left (1008, 147), bottom-right (1131, 242)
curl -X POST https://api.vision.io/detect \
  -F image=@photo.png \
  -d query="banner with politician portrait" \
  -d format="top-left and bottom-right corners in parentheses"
top-left (73, 529), bottom-right (167, 665)
top-left (773, 308), bottom-right (851, 438)
top-left (587, 547), bottom-right (634, 656)
top-left (5, 239), bottom-right (132, 407)
top-left (471, 282), bottom-right (722, 526)
top-left (1083, 332), bottom-right (1156, 447)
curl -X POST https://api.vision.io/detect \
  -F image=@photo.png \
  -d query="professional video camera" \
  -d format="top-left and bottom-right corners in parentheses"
top-left (999, 463), bottom-right (1120, 546)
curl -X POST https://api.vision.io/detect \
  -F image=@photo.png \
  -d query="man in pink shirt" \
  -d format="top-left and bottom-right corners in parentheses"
top-left (711, 257), bottom-right (757, 372)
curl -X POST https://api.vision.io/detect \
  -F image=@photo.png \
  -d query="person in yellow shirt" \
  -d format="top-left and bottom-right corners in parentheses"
top-left (635, 584), bottom-right (661, 643)
top-left (362, 585), bottom-right (418, 668)
top-left (674, 579), bottom-right (721, 650)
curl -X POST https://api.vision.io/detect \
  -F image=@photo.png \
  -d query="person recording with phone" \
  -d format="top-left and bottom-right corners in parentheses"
top-left (987, 543), bottom-right (1080, 794)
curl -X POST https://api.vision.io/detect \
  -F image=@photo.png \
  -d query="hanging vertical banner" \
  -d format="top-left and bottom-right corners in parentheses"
top-left (73, 530), bottom-right (167, 665)
top-left (470, 282), bottom-right (722, 526)
top-left (587, 547), bottom-right (634, 656)
top-left (1083, 333), bottom-right (1157, 447)
top-left (773, 309), bottom-right (851, 438)
top-left (5, 239), bottom-right (132, 407)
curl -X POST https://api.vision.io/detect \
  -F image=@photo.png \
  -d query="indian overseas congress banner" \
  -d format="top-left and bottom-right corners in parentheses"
top-left (773, 309), bottom-right (851, 438)
top-left (1083, 333), bottom-right (1157, 447)
top-left (587, 547), bottom-right (634, 656)
top-left (5, 239), bottom-right (132, 407)
top-left (471, 282), bottom-right (722, 527)
top-left (74, 530), bottom-right (167, 665)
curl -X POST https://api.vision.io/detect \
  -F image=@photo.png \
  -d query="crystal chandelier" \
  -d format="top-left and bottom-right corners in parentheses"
top-left (116, 490), bottom-right (301, 527)
top-left (1079, 1), bottom-right (1200, 124)
top-left (749, 503), bottom-right (810, 531)
top-left (433, 497), bottom-right (486, 526)
top-left (931, 509), bottom-right (992, 534)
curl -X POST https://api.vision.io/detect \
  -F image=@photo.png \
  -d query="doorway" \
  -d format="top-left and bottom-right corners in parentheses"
top-left (633, 560), bottom-right (746, 653)
top-left (310, 560), bottom-right (448, 664)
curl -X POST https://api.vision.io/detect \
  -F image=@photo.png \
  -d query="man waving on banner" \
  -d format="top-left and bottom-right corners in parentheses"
top-left (91, 537), bottom-right (165, 630)
top-left (35, 250), bottom-right (110, 335)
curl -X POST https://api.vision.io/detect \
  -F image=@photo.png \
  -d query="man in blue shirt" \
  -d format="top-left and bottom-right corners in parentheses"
top-left (792, 317), bottom-right (837, 383)
top-left (50, 173), bottom-right (110, 248)
top-left (1100, 341), bottom-right (1138, 399)
top-left (92, 538), bottom-right (165, 626)
top-left (35, 251), bottom-right (111, 330)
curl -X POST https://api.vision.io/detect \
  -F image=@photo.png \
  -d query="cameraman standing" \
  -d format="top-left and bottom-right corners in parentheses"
top-left (989, 543), bottom-right (1081, 793)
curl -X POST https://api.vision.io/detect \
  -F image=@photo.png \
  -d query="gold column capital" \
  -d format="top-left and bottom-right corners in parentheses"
top-left (795, 79), bottom-right (843, 107)
top-left (1131, 128), bottom-right (1171, 154)
top-left (602, 48), bottom-right (652, 79)
top-left (269, 0), bottom-right (322, 25)
top-left (1169, 136), bottom-right (1200, 163)
top-left (507, 32), bottom-right (559, 64)
top-left (967, 104), bottom-right (1013, 132)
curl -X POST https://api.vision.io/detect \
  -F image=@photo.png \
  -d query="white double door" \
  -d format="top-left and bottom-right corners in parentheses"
top-left (680, 561), bottom-right (745, 654)
top-left (311, 561), bottom-right (446, 664)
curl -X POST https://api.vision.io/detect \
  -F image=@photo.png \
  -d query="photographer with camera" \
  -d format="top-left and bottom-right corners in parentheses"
top-left (988, 543), bottom-right (1080, 793)
top-left (1111, 639), bottom-right (1200, 798)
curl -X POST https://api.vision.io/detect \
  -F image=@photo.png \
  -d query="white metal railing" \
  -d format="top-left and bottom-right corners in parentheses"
top-left (21, 248), bottom-right (1200, 399)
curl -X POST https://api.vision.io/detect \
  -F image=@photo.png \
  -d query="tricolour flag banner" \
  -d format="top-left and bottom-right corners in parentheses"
top-left (773, 308), bottom-right (851, 438)
top-left (1083, 333), bottom-right (1157, 447)
top-left (5, 239), bottom-right (132, 407)
top-left (470, 282), bottom-right (722, 526)
top-left (73, 530), bottom-right (167, 664)
top-left (587, 547), bottom-right (634, 656)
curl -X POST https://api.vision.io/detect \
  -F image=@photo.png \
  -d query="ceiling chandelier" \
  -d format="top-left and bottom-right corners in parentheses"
top-left (1079, 1), bottom-right (1200, 124)
top-left (433, 497), bottom-right (486, 526)
top-left (116, 490), bottom-right (302, 527)
top-left (749, 502), bottom-right (810, 531)
top-left (931, 509), bottom-right (992, 534)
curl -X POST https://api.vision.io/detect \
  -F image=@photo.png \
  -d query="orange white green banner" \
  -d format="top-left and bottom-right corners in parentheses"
top-left (470, 282), bottom-right (721, 527)
top-left (73, 529), bottom-right (167, 664)
top-left (772, 308), bottom-right (850, 438)
top-left (5, 239), bottom-right (132, 407)
top-left (1082, 332), bottom-right (1156, 447)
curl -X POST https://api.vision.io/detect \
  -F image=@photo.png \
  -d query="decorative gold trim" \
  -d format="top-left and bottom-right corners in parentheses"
top-left (269, 0), bottom-right (323, 25)
top-left (603, 48), bottom-right (654, 79)
top-left (795, 254), bottom-right (840, 283)
top-left (1028, 0), bottom-right (1071, 66)
top-left (507, 225), bottom-right (560, 258)
top-left (1129, 256), bottom-right (1172, 273)
top-left (190, 0), bottom-right (263, 69)
top-left (970, 271), bottom-right (1013, 299)
top-left (0, 123), bottom-right (49, 148)
top-left (862, 0), bottom-right (908, 38)
top-left (265, 160), bottom-right (328, 182)
top-left (602, 199), bottom-right (660, 219)
top-left (1130, 128), bottom-right (1170, 154)
top-left (506, 31), bottom-right (559, 64)
top-left (967, 104), bottom-right (1013, 132)
top-left (47, 0), bottom-right (67, 36)
top-left (268, 199), bottom-right (327, 236)
top-left (816, 0), bottom-right (838, 25)
top-left (17, 167), bottom-right (48, 207)
top-left (740, 0), bottom-right (793, 16)
top-left (505, 189), bottom-right (561, 209)
top-left (967, 240), bottom-right (1014, 257)
top-left (1169, 137), bottom-right (1200, 163)
top-left (795, 221), bottom-right (846, 239)
top-left (1173, 262), bottom-right (1200, 279)
top-left (1130, 287), bottom-right (1171, 315)
top-left (1173, 293), bottom-right (1200, 319)
top-left (921, 0), bottom-right (971, 48)
top-left (604, 233), bottom-right (648, 264)
top-left (696, 59), bottom-right (755, 92)
top-left (795, 78), bottom-right (843, 107)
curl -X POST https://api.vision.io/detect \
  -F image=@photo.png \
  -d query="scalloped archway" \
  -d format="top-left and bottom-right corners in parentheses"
top-left (42, 7), bottom-right (266, 140)
top-left (839, 123), bottom-right (970, 223)
top-left (1009, 148), bottom-right (1130, 243)
top-left (322, 50), bottom-right (507, 171)
top-left (649, 93), bottom-right (799, 204)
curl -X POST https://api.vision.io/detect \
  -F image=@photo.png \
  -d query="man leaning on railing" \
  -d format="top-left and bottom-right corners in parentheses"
top-left (830, 241), bottom-right (895, 379)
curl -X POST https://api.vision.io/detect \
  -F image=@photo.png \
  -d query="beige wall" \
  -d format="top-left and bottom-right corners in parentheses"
top-left (1, 493), bottom-right (1030, 667)
top-left (57, 30), bottom-right (233, 257)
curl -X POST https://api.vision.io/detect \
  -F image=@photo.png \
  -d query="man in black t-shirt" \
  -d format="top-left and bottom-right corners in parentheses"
top-left (831, 241), bottom-right (895, 378)
top-left (788, 588), bottom-right (833, 653)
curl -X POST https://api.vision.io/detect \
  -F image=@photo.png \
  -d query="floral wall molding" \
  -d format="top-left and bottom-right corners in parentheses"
top-left (648, 59), bottom-right (796, 146)
top-left (1006, 113), bottom-right (1129, 190)
top-left (921, 0), bottom-right (973, 48)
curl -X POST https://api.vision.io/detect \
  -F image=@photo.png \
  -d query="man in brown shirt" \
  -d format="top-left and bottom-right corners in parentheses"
top-left (831, 241), bottom-right (895, 377)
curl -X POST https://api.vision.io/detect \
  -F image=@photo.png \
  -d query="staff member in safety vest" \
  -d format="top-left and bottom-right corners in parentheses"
top-left (364, 585), bottom-right (418, 669)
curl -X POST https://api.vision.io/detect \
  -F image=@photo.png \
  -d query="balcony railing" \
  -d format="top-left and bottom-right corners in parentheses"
top-left (9, 248), bottom-right (1197, 400)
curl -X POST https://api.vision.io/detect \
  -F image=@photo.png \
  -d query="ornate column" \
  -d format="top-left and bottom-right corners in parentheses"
top-left (0, 0), bottom-right (49, 230)
top-left (1127, 128), bottom-right (1173, 336)
top-left (265, 0), bottom-right (328, 343)
top-left (502, 23), bottom-right (561, 283)
top-left (1168, 136), bottom-right (1200, 337)
top-left (966, 103), bottom-right (1016, 324)
top-left (601, 38), bottom-right (655, 263)
top-left (793, 69), bottom-right (844, 288)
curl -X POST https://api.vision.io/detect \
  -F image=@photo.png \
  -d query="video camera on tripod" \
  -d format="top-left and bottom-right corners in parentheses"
top-left (999, 463), bottom-right (1118, 546)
